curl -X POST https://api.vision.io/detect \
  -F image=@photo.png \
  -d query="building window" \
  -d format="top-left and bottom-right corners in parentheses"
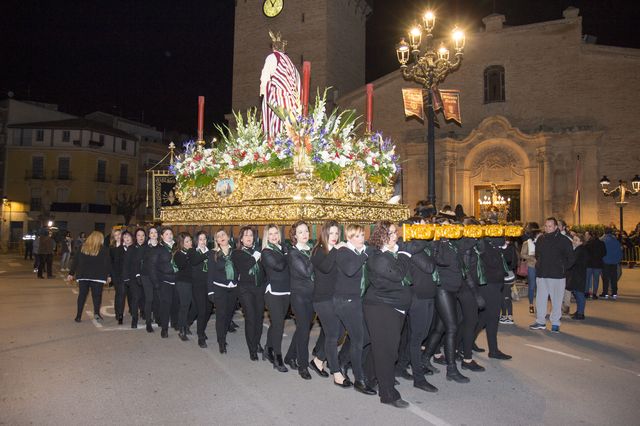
top-left (30, 188), bottom-right (42, 211)
top-left (56, 187), bottom-right (70, 202)
top-left (121, 139), bottom-right (127, 150)
top-left (32, 156), bottom-right (44, 179)
top-left (99, 134), bottom-right (105, 144)
top-left (35, 129), bottom-right (44, 141)
top-left (62, 130), bottom-right (70, 142)
top-left (97, 160), bottom-right (107, 182)
top-left (58, 157), bottom-right (70, 179)
top-left (484, 65), bottom-right (505, 103)
top-left (119, 163), bottom-right (129, 185)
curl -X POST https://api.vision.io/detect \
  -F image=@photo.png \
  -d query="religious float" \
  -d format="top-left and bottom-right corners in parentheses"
top-left (160, 32), bottom-right (410, 227)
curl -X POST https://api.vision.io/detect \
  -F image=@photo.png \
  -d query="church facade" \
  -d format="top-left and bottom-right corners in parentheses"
top-left (231, 4), bottom-right (640, 230)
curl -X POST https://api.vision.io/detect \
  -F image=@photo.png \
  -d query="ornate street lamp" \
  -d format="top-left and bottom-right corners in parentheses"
top-left (396, 11), bottom-right (465, 207)
top-left (600, 174), bottom-right (640, 231)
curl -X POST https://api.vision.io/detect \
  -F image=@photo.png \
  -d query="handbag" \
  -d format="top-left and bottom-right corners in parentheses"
top-left (517, 259), bottom-right (528, 277)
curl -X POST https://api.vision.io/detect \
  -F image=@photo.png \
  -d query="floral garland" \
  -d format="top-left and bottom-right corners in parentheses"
top-left (171, 90), bottom-right (401, 188)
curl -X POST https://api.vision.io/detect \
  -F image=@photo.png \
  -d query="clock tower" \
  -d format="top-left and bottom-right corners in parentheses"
top-left (231, 0), bottom-right (370, 115)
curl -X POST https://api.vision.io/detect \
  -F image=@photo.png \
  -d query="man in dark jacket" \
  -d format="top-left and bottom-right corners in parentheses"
top-left (37, 230), bottom-right (54, 279)
top-left (530, 217), bottom-right (575, 333)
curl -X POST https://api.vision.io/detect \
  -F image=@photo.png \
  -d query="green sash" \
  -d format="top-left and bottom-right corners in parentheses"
top-left (243, 247), bottom-right (261, 286)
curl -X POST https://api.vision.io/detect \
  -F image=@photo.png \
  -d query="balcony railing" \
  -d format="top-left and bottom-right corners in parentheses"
top-left (95, 173), bottom-right (112, 183)
top-left (52, 169), bottom-right (72, 180)
top-left (25, 169), bottom-right (46, 180)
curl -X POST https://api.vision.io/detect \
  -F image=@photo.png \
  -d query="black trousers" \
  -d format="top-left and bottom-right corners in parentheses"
top-left (25, 244), bottom-right (33, 260)
top-left (364, 303), bottom-right (405, 403)
top-left (424, 288), bottom-right (458, 365)
top-left (175, 280), bottom-right (193, 328)
top-left (500, 283), bottom-right (513, 316)
top-left (476, 283), bottom-right (502, 354)
top-left (37, 254), bottom-right (53, 278)
top-left (405, 296), bottom-right (435, 382)
top-left (314, 299), bottom-right (345, 373)
top-left (125, 279), bottom-right (140, 322)
top-left (140, 276), bottom-right (158, 325)
top-left (333, 296), bottom-right (367, 382)
top-left (189, 280), bottom-right (212, 339)
top-left (602, 264), bottom-right (619, 295)
top-left (113, 279), bottom-right (126, 319)
top-left (213, 286), bottom-right (238, 344)
top-left (76, 280), bottom-right (103, 318)
top-left (238, 285), bottom-right (265, 354)
top-left (158, 282), bottom-right (176, 330)
top-left (265, 292), bottom-right (290, 355)
top-left (170, 286), bottom-right (180, 328)
top-left (456, 286), bottom-right (479, 360)
top-left (312, 324), bottom-right (326, 361)
top-left (138, 277), bottom-right (146, 317)
top-left (286, 292), bottom-right (315, 368)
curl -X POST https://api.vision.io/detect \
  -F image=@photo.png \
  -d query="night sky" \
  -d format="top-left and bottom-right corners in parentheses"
top-left (2, 0), bottom-right (637, 136)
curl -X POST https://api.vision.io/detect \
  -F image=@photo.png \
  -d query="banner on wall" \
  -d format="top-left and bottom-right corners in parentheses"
top-left (402, 88), bottom-right (424, 120)
top-left (152, 172), bottom-right (179, 221)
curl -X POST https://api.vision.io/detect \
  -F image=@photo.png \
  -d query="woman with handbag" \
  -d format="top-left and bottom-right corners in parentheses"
top-left (521, 224), bottom-right (541, 314)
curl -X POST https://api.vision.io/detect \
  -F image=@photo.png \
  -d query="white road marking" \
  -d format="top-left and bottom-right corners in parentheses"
top-left (525, 344), bottom-right (591, 361)
top-left (407, 404), bottom-right (453, 426)
top-left (100, 305), bottom-right (116, 317)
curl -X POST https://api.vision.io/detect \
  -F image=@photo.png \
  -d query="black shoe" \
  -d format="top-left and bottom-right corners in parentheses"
top-left (432, 355), bottom-right (447, 365)
top-left (146, 322), bottom-right (154, 333)
top-left (472, 343), bottom-right (485, 353)
top-left (414, 380), bottom-right (438, 393)
top-left (382, 398), bottom-right (409, 408)
top-left (488, 351), bottom-right (512, 360)
top-left (333, 375), bottom-right (353, 388)
top-left (461, 360), bottom-right (486, 372)
top-left (285, 358), bottom-right (299, 370)
top-left (264, 347), bottom-right (275, 363)
top-left (273, 354), bottom-right (288, 373)
top-left (131, 319), bottom-right (138, 329)
top-left (161, 328), bottom-right (168, 338)
top-left (354, 380), bottom-right (377, 395)
top-left (256, 343), bottom-right (264, 353)
top-left (185, 327), bottom-right (193, 336)
top-left (446, 365), bottom-right (470, 383)
top-left (198, 338), bottom-right (207, 348)
top-left (94, 313), bottom-right (104, 321)
top-left (219, 342), bottom-right (227, 354)
top-left (250, 352), bottom-right (259, 361)
top-left (571, 312), bottom-right (585, 320)
top-left (118, 318), bottom-right (123, 325)
top-left (178, 327), bottom-right (189, 341)
top-left (309, 360), bottom-right (329, 377)
top-left (395, 368), bottom-right (413, 380)
top-left (298, 367), bottom-right (312, 380)
top-left (74, 316), bottom-right (81, 323)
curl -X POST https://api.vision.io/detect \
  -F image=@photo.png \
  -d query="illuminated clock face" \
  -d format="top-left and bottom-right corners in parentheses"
top-left (263, 0), bottom-right (284, 18)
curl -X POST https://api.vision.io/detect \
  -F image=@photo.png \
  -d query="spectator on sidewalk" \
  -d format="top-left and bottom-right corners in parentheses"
top-left (584, 230), bottom-right (605, 299)
top-left (520, 224), bottom-right (541, 314)
top-left (601, 227), bottom-right (623, 299)
top-left (567, 234), bottom-right (588, 320)
top-left (60, 232), bottom-right (72, 272)
top-left (24, 235), bottom-right (34, 260)
top-left (33, 234), bottom-right (40, 272)
top-left (529, 217), bottom-right (575, 333)
top-left (37, 230), bottom-right (54, 279)
top-left (558, 220), bottom-right (574, 316)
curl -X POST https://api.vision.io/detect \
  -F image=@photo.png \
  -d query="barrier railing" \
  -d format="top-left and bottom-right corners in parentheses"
top-left (622, 245), bottom-right (639, 265)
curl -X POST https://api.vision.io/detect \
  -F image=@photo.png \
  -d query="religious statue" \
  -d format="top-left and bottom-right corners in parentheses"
top-left (260, 31), bottom-right (301, 139)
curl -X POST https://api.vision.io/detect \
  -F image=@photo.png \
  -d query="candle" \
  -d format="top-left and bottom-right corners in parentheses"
top-left (197, 96), bottom-right (204, 141)
top-left (366, 83), bottom-right (373, 133)
top-left (302, 61), bottom-right (311, 117)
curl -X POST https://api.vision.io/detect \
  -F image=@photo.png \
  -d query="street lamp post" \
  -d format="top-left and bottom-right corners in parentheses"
top-left (396, 11), bottom-right (465, 207)
top-left (599, 175), bottom-right (640, 231)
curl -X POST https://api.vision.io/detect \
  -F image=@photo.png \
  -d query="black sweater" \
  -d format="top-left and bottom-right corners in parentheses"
top-left (69, 246), bottom-right (112, 282)
top-left (141, 243), bottom-right (160, 278)
top-left (434, 239), bottom-right (464, 292)
top-left (120, 245), bottom-right (136, 282)
top-left (481, 238), bottom-right (507, 284)
top-left (288, 246), bottom-right (314, 296)
top-left (566, 245), bottom-right (587, 291)
top-left (400, 240), bottom-right (436, 299)
top-left (152, 243), bottom-right (177, 284)
top-left (173, 249), bottom-right (192, 282)
top-left (208, 248), bottom-right (237, 295)
top-left (131, 244), bottom-right (145, 278)
top-left (535, 230), bottom-right (575, 279)
top-left (232, 247), bottom-right (264, 287)
top-left (109, 246), bottom-right (123, 282)
top-left (585, 238), bottom-right (606, 269)
top-left (311, 246), bottom-right (338, 302)
top-left (188, 247), bottom-right (211, 286)
top-left (335, 246), bottom-right (368, 298)
top-left (262, 246), bottom-right (291, 293)
top-left (364, 249), bottom-right (412, 310)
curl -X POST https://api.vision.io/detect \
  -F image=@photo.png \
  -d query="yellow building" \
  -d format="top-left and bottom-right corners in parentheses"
top-left (4, 116), bottom-right (139, 245)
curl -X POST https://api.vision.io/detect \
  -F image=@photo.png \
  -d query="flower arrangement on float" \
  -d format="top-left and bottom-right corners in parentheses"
top-left (170, 90), bottom-right (401, 188)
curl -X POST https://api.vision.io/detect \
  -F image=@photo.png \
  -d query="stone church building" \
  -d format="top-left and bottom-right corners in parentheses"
top-left (231, 2), bottom-right (640, 230)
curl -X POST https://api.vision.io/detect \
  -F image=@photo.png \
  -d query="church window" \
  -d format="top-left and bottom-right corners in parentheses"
top-left (484, 65), bottom-right (505, 103)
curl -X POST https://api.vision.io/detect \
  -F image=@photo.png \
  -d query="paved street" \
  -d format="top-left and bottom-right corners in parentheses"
top-left (1, 253), bottom-right (639, 426)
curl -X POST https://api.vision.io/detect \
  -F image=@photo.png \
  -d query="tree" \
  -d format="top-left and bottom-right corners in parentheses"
top-left (111, 191), bottom-right (144, 225)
